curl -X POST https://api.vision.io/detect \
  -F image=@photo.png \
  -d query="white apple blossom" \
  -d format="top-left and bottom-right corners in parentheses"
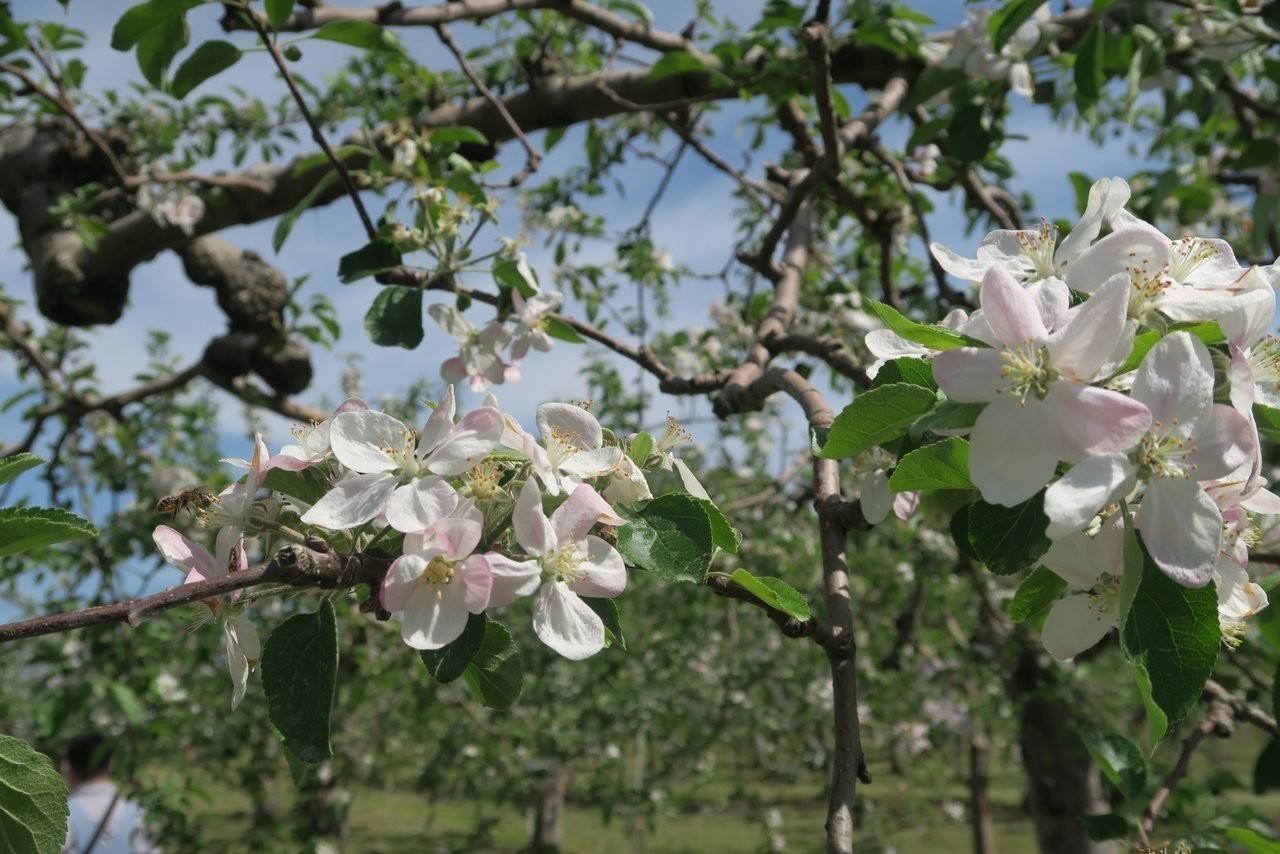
top-left (487, 480), bottom-right (626, 660)
top-left (502, 402), bottom-right (622, 497)
top-left (509, 288), bottom-right (564, 363)
top-left (1038, 514), bottom-right (1125, 660)
top-left (429, 303), bottom-right (513, 391)
top-left (271, 397), bottom-right (368, 471)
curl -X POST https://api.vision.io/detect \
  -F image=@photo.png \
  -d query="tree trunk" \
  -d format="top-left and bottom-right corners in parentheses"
top-left (969, 713), bottom-right (996, 854)
top-left (529, 762), bottom-right (568, 853)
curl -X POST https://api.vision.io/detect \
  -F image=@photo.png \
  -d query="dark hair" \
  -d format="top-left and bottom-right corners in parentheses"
top-left (66, 731), bottom-right (114, 779)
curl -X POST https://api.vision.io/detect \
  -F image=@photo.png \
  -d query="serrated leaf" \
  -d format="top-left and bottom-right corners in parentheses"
top-left (110, 0), bottom-right (201, 51)
top-left (616, 494), bottom-right (714, 583)
top-left (909, 400), bottom-right (982, 438)
top-left (583, 597), bottom-right (626, 650)
top-left (0, 734), bottom-right (68, 854)
top-left (364, 287), bottom-right (424, 349)
top-left (0, 453), bottom-right (44, 487)
top-left (544, 316), bottom-right (585, 344)
top-left (311, 19), bottom-right (405, 53)
top-left (989, 0), bottom-right (1045, 51)
top-left (628, 431), bottom-right (654, 466)
top-left (266, 0), bottom-right (294, 29)
top-left (816, 384), bottom-right (938, 460)
top-left (648, 50), bottom-right (709, 80)
top-left (1121, 544), bottom-right (1219, 747)
top-left (171, 40), bottom-right (241, 98)
top-left (262, 600), bottom-right (338, 763)
top-left (1006, 566), bottom-right (1068, 623)
top-left (419, 611), bottom-right (485, 683)
top-left (865, 300), bottom-right (978, 351)
top-left (728, 569), bottom-right (810, 620)
top-left (1079, 726), bottom-right (1147, 800)
top-left (273, 170), bottom-right (340, 252)
top-left (135, 12), bottom-right (189, 89)
top-left (888, 437), bottom-right (971, 492)
top-left (968, 493), bottom-right (1051, 576)
top-left (0, 506), bottom-right (98, 557)
top-left (338, 239), bottom-right (402, 283)
top-left (870, 357), bottom-right (937, 391)
top-left (261, 466), bottom-right (330, 507)
top-left (462, 617), bottom-right (522, 709)
top-left (695, 498), bottom-right (741, 555)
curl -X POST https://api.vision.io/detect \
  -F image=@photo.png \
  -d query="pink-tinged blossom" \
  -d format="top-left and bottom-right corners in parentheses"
top-left (487, 480), bottom-right (626, 660)
top-left (930, 177), bottom-right (1130, 286)
top-left (153, 525), bottom-right (259, 708)
top-left (380, 502), bottom-right (492, 649)
top-left (1044, 333), bottom-right (1253, 585)
top-left (301, 386), bottom-right (500, 530)
top-left (510, 288), bottom-right (564, 363)
top-left (209, 434), bottom-right (278, 577)
top-left (1038, 514), bottom-right (1125, 660)
top-left (502, 402), bottom-right (622, 498)
top-left (933, 268), bottom-right (1149, 506)
top-left (271, 397), bottom-right (369, 471)
top-left (429, 303), bottom-right (514, 391)
top-left (1214, 267), bottom-right (1275, 493)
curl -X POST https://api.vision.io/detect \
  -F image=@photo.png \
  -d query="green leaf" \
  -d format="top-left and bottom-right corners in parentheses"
top-left (108, 682), bottom-right (146, 727)
top-left (110, 0), bottom-right (201, 51)
top-left (1005, 566), bottom-right (1068, 623)
top-left (0, 453), bottom-right (44, 487)
top-left (728, 568), bottom-right (810, 620)
top-left (1081, 814), bottom-right (1129, 842)
top-left (544, 315), bottom-right (585, 344)
top-left (948, 104), bottom-right (991, 163)
top-left (1074, 22), bottom-right (1105, 112)
top-left (1253, 738), bottom-right (1280, 795)
top-left (338, 239), bottom-right (402, 283)
top-left (628, 431), bottom-right (654, 466)
top-left (648, 50), bottom-right (710, 80)
top-left (1121, 544), bottom-right (1219, 747)
top-left (0, 734), bottom-right (69, 854)
top-left (1256, 404), bottom-right (1280, 444)
top-left (492, 256), bottom-right (538, 296)
top-left (1079, 726), bottom-right (1147, 800)
top-left (696, 498), bottom-right (741, 555)
top-left (310, 19), bottom-right (405, 53)
top-left (888, 437), bottom-right (971, 492)
top-left (262, 600), bottom-right (338, 763)
top-left (908, 400), bottom-right (982, 438)
top-left (364, 287), bottom-right (423, 349)
top-left (266, 0), bottom-right (294, 28)
top-left (261, 466), bottom-right (330, 507)
top-left (136, 11), bottom-right (189, 89)
top-left (419, 611), bottom-right (486, 683)
top-left (1226, 826), bottom-right (1280, 854)
top-left (616, 494), bottom-right (715, 583)
top-left (0, 506), bottom-right (98, 557)
top-left (429, 126), bottom-right (490, 147)
top-left (273, 171), bottom-right (340, 252)
top-left (583, 597), bottom-right (626, 650)
top-left (864, 300), bottom-right (977, 351)
top-left (171, 40), bottom-right (242, 99)
top-left (816, 384), bottom-right (938, 459)
top-left (870, 357), bottom-right (936, 391)
top-left (462, 617), bottom-right (523, 710)
top-left (989, 0), bottom-right (1046, 51)
top-left (903, 66), bottom-right (966, 111)
top-left (1116, 322), bottom-right (1222, 375)
top-left (968, 493), bottom-right (1051, 576)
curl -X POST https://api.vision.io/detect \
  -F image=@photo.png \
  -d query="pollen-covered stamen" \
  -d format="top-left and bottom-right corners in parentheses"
top-left (655, 413), bottom-right (693, 453)
top-left (1222, 620), bottom-right (1247, 649)
top-left (1124, 252), bottom-right (1169, 319)
top-left (1248, 335), bottom-right (1280, 391)
top-left (462, 460), bottom-right (504, 500)
top-left (1137, 419), bottom-right (1199, 479)
top-left (998, 340), bottom-right (1053, 403)
top-left (542, 538), bottom-right (588, 584)
top-left (1017, 218), bottom-right (1058, 280)
top-left (1086, 571), bottom-right (1122, 615)
top-left (545, 425), bottom-right (586, 469)
top-left (1223, 515), bottom-right (1261, 556)
top-left (420, 555), bottom-right (456, 599)
top-left (378, 426), bottom-right (421, 476)
top-left (1167, 235), bottom-right (1219, 283)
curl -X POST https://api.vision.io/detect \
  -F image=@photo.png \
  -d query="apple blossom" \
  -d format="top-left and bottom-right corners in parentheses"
top-left (429, 303), bottom-right (513, 391)
top-left (487, 480), bottom-right (626, 660)
top-left (502, 402), bottom-right (622, 497)
top-left (1038, 514), bottom-right (1125, 660)
top-left (271, 397), bottom-right (368, 471)
top-left (509, 287), bottom-right (564, 363)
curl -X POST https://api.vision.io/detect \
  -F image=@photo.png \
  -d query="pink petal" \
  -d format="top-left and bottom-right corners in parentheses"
top-left (1047, 273), bottom-right (1130, 382)
top-left (329, 410), bottom-right (406, 473)
top-left (552, 484), bottom-right (624, 540)
top-left (513, 479), bottom-right (554, 556)
top-left (486, 555), bottom-right (541, 607)
top-left (980, 267), bottom-right (1047, 345)
top-left (425, 407), bottom-right (503, 476)
top-left (568, 536), bottom-right (627, 598)
top-left (1049, 383), bottom-right (1151, 458)
top-left (933, 348), bottom-right (1004, 403)
top-left (1131, 333), bottom-right (1214, 437)
top-left (382, 553), bottom-right (429, 613)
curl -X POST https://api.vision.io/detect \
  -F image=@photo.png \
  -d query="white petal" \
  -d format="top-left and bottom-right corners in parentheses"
top-left (1043, 455), bottom-right (1137, 539)
top-left (300, 472), bottom-right (398, 530)
top-left (417, 385), bottom-right (458, 453)
top-left (513, 478), bottom-right (554, 556)
top-left (329, 410), bottom-right (407, 473)
top-left (382, 553), bottom-right (428, 613)
top-left (980, 267), bottom-right (1047, 344)
top-left (1047, 273), bottom-right (1131, 381)
top-left (385, 477), bottom-right (460, 533)
top-left (425, 407), bottom-right (503, 476)
top-left (674, 457), bottom-right (712, 501)
top-left (1137, 479), bottom-right (1220, 586)
top-left (568, 536), bottom-right (627, 598)
top-left (1062, 226), bottom-right (1170, 294)
top-left (860, 470), bottom-right (892, 524)
top-left (1048, 383), bottom-right (1151, 458)
top-left (933, 348), bottom-right (1005, 403)
top-left (1041, 594), bottom-right (1116, 660)
top-left (486, 555), bottom-right (542, 607)
top-left (559, 446), bottom-right (624, 481)
top-left (537, 403), bottom-right (605, 449)
top-left (551, 484), bottom-right (625, 540)
top-left (1131, 332), bottom-right (1214, 439)
top-left (968, 399), bottom-right (1060, 506)
top-left (224, 614), bottom-right (260, 709)
top-left (1055, 177), bottom-right (1131, 266)
top-left (401, 582), bottom-right (471, 650)
top-left (533, 582), bottom-right (606, 660)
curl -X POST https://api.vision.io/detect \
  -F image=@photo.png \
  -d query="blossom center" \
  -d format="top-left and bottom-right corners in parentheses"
top-left (1017, 219), bottom-right (1058, 280)
top-left (545, 426), bottom-right (585, 469)
top-left (998, 341), bottom-right (1053, 403)
top-left (542, 539), bottom-right (587, 584)
top-left (1137, 420), bottom-right (1198, 479)
top-left (1248, 335), bottom-right (1280, 395)
top-left (463, 460), bottom-right (505, 500)
top-left (421, 555), bottom-right (455, 595)
top-left (1087, 571), bottom-right (1121, 615)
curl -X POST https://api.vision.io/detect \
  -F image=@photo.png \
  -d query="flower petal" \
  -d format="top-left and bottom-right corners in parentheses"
top-left (980, 267), bottom-right (1047, 344)
top-left (401, 582), bottom-right (471, 650)
top-left (1049, 383), bottom-right (1151, 459)
top-left (381, 553), bottom-right (429, 613)
top-left (1043, 455), bottom-right (1137, 539)
top-left (568, 536), bottom-right (627, 598)
top-left (1041, 594), bottom-right (1116, 660)
top-left (1131, 332), bottom-right (1214, 439)
top-left (1137, 479), bottom-right (1220, 587)
top-left (329, 410), bottom-right (407, 473)
top-left (300, 471), bottom-right (398, 530)
top-left (537, 402), bottom-right (604, 450)
top-left (1047, 273), bottom-right (1131, 382)
top-left (425, 406), bottom-right (503, 476)
top-left (486, 555), bottom-right (542, 607)
top-left (551, 483), bottom-right (625, 540)
top-left (385, 477), bottom-right (461, 534)
top-left (968, 399), bottom-right (1060, 506)
top-left (513, 478), bottom-right (554, 556)
top-left (932, 348), bottom-right (1005, 403)
top-left (532, 582), bottom-right (606, 660)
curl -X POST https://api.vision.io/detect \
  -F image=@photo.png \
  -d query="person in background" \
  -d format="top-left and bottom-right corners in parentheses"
top-left (60, 731), bottom-right (159, 854)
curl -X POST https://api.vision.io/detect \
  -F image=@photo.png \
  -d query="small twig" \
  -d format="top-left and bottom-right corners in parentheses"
top-left (705, 573), bottom-right (838, 648)
top-left (661, 114), bottom-right (778, 207)
top-left (241, 7), bottom-right (378, 239)
top-left (435, 22), bottom-right (542, 186)
top-left (1140, 698), bottom-right (1233, 835)
top-left (800, 22), bottom-right (841, 174)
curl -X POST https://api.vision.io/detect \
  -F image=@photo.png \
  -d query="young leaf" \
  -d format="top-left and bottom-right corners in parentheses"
top-left (908, 400), bottom-right (982, 438)
top-left (0, 506), bottom-right (98, 557)
top-left (462, 617), bottom-right (523, 709)
top-left (261, 467), bottom-right (330, 507)
top-left (648, 50), bottom-right (710, 80)
top-left (870, 357), bottom-right (937, 391)
top-left (989, 0), bottom-right (1045, 51)
top-left (110, 0), bottom-right (201, 51)
top-left (1121, 544), bottom-right (1219, 747)
top-left (266, 0), bottom-right (294, 28)
top-left (1074, 22), bottom-right (1105, 112)
top-left (968, 493), bottom-right (1051, 576)
top-left (888, 437), bottom-right (971, 492)
top-left (0, 453), bottom-right (44, 487)
top-left (419, 611), bottom-right (486, 683)
top-left (262, 600), bottom-right (338, 763)
top-left (1005, 566), bottom-right (1068, 623)
top-left (583, 598), bottom-right (626, 650)
top-left (338, 239), bottom-right (402, 283)
top-left (273, 170), bottom-right (340, 252)
top-left (364, 287), bottom-right (424, 349)
top-left (170, 40), bottom-right (241, 98)
top-left (815, 383), bottom-right (938, 459)
top-left (544, 316), bottom-right (585, 344)
top-left (311, 19), bottom-right (405, 53)
top-left (615, 494), bottom-right (715, 583)
top-left (1253, 739), bottom-right (1280, 795)
top-left (695, 497), bottom-right (742, 555)
top-left (1078, 726), bottom-right (1147, 800)
top-left (0, 733), bottom-right (68, 854)
top-left (728, 568), bottom-right (811, 620)
top-left (864, 300), bottom-right (978, 351)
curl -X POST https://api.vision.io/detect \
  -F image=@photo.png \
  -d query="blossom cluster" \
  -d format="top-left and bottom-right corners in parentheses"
top-left (870, 177), bottom-right (1278, 658)
top-left (153, 387), bottom-right (703, 706)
